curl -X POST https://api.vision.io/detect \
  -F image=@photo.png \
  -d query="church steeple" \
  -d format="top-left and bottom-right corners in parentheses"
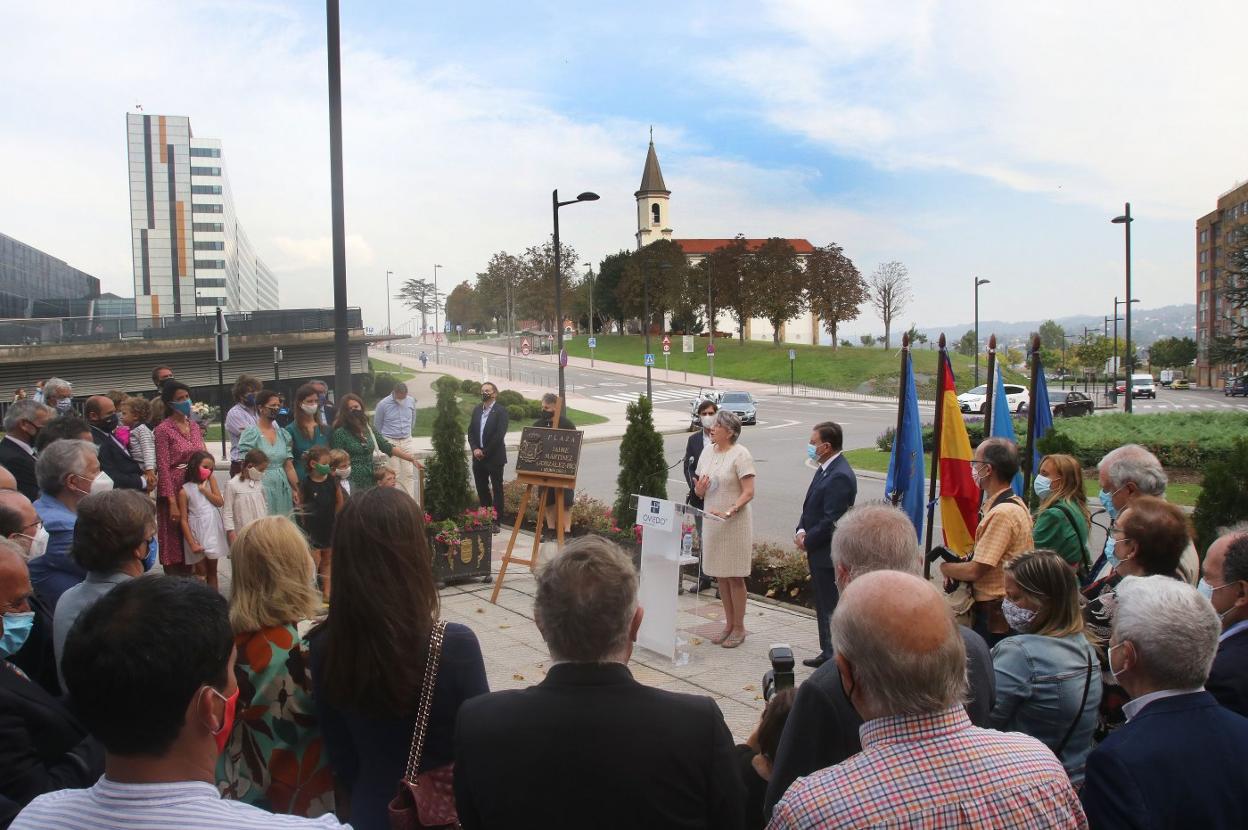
top-left (635, 130), bottom-right (672, 248)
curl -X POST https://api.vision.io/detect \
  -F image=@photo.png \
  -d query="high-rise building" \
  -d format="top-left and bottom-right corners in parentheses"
top-left (1194, 179), bottom-right (1248, 386)
top-left (0, 231), bottom-right (100, 319)
top-left (126, 113), bottom-right (278, 319)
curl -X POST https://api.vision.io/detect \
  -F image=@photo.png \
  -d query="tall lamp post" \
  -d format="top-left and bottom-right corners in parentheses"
top-left (583, 262), bottom-right (595, 368)
top-left (326, 0), bottom-right (351, 396)
top-left (432, 263), bottom-right (442, 363)
top-left (551, 189), bottom-right (599, 401)
top-left (974, 277), bottom-right (991, 386)
top-left (1112, 204), bottom-right (1134, 412)
top-left (384, 269), bottom-right (393, 351)
top-left (1113, 296), bottom-right (1138, 401)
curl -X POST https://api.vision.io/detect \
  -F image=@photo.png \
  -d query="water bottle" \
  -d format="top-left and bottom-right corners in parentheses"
top-left (681, 528), bottom-right (693, 559)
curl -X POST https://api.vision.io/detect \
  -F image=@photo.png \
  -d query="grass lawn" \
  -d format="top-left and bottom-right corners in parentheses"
top-left (410, 401), bottom-right (606, 438)
top-left (562, 335), bottom-right (1022, 398)
top-left (368, 357), bottom-right (416, 380)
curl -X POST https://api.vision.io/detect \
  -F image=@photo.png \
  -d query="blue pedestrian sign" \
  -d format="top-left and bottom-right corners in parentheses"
top-left (588, 337), bottom-right (597, 349)
top-left (644, 353), bottom-right (655, 366)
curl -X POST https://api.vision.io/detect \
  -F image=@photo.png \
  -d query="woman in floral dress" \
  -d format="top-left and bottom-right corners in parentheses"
top-left (330, 393), bottom-right (419, 495)
top-left (154, 381), bottom-right (205, 576)
top-left (237, 389), bottom-right (300, 517)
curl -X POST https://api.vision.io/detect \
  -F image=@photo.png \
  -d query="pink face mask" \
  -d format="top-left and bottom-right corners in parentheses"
top-left (114, 425), bottom-right (132, 446)
top-left (198, 466), bottom-right (213, 482)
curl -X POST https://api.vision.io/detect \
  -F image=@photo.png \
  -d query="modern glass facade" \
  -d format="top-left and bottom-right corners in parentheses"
top-left (0, 232), bottom-right (100, 319)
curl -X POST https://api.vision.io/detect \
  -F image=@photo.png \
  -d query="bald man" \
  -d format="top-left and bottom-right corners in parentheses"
top-left (1204, 525), bottom-right (1248, 717)
top-left (0, 490), bottom-right (61, 695)
top-left (769, 571), bottom-right (1085, 829)
top-left (84, 396), bottom-right (143, 491)
top-left (0, 466), bottom-right (16, 491)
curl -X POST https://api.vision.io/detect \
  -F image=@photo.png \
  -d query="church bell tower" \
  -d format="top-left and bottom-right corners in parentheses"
top-left (635, 130), bottom-right (672, 248)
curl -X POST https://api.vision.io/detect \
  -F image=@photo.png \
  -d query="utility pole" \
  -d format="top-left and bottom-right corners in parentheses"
top-left (433, 263), bottom-right (442, 363)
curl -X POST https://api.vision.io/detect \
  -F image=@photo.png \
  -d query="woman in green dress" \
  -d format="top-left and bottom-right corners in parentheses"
top-left (238, 389), bottom-right (300, 517)
top-left (330, 393), bottom-right (421, 495)
top-left (286, 383), bottom-right (333, 483)
top-left (1032, 453), bottom-right (1091, 573)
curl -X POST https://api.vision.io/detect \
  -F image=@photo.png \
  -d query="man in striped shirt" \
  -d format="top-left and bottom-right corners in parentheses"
top-left (768, 570), bottom-right (1086, 829)
top-left (11, 576), bottom-right (346, 829)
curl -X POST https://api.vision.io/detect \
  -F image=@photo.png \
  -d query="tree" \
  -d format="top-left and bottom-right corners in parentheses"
top-left (444, 281), bottom-right (482, 331)
top-left (700, 236), bottom-right (753, 340)
top-left (902, 323), bottom-right (928, 346)
top-left (956, 330), bottom-right (978, 357)
top-left (1192, 438), bottom-right (1248, 552)
top-left (859, 334), bottom-right (875, 347)
top-left (806, 242), bottom-right (866, 350)
top-left (616, 240), bottom-right (687, 333)
top-left (743, 238), bottom-right (804, 345)
top-left (613, 395), bottom-right (667, 529)
top-left (1037, 319), bottom-right (1067, 351)
top-left (396, 278), bottom-right (441, 335)
top-left (424, 378), bottom-right (472, 520)
top-left (593, 251), bottom-right (632, 335)
top-left (867, 261), bottom-right (911, 350)
top-left (515, 238), bottom-right (579, 332)
top-left (1148, 336), bottom-right (1198, 369)
top-left (475, 252), bottom-right (523, 332)
top-left (1213, 225), bottom-right (1248, 368)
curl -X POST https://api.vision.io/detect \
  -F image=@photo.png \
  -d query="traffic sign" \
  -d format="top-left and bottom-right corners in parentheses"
top-left (662, 335), bottom-right (671, 354)
top-left (521, 338), bottom-right (532, 356)
top-left (434, 333), bottom-right (443, 344)
top-left (587, 336), bottom-right (597, 349)
top-left (365, 325), bottom-right (375, 335)
top-left (644, 353), bottom-right (655, 366)
top-left (707, 342), bottom-right (716, 355)
top-left (682, 335), bottom-right (694, 353)
top-left (559, 348), bottom-right (568, 367)
top-left (789, 349), bottom-right (796, 361)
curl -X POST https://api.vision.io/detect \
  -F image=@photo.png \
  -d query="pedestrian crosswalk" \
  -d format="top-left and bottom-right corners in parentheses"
top-left (590, 388), bottom-right (697, 405)
top-left (1134, 401), bottom-right (1248, 411)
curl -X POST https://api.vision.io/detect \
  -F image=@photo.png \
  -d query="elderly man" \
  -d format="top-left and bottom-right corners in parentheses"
top-left (40, 378), bottom-right (73, 416)
top-left (1204, 524), bottom-right (1248, 716)
top-left (940, 437), bottom-right (1034, 646)
top-left (454, 536), bottom-right (743, 829)
top-left (11, 576), bottom-right (345, 829)
top-left (84, 396), bottom-right (144, 491)
top-left (1080, 576), bottom-right (1248, 828)
top-left (0, 489), bottom-right (61, 695)
top-left (1095, 443), bottom-right (1199, 584)
top-left (770, 570), bottom-right (1084, 828)
top-left (29, 440), bottom-right (108, 611)
top-left (0, 400), bottom-right (53, 501)
top-left (764, 503), bottom-right (996, 819)
top-left (0, 542), bottom-right (103, 823)
top-left (373, 381), bottom-right (419, 499)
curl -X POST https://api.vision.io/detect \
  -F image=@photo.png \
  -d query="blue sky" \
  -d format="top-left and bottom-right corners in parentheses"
top-left (2, 1), bottom-right (1245, 337)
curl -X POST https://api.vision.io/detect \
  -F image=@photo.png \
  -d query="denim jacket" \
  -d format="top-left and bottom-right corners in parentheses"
top-left (989, 632), bottom-right (1102, 784)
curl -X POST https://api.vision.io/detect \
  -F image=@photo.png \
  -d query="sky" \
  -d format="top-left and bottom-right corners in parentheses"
top-left (2, 0), bottom-right (1246, 338)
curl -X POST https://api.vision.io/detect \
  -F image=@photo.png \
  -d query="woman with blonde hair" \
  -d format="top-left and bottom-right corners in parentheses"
top-left (990, 549), bottom-right (1101, 784)
top-left (215, 516), bottom-right (335, 818)
top-left (1031, 453), bottom-right (1090, 573)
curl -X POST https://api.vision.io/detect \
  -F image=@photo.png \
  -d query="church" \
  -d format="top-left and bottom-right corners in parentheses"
top-left (634, 138), bottom-right (823, 345)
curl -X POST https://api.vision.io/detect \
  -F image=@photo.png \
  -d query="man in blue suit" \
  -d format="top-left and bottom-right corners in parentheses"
top-left (1203, 528), bottom-right (1248, 717)
top-left (1081, 574), bottom-right (1248, 829)
top-left (795, 421), bottom-right (856, 668)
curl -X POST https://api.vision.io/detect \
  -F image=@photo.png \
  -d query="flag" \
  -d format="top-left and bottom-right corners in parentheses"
top-left (991, 366), bottom-right (1025, 497)
top-left (886, 350), bottom-right (925, 540)
top-left (938, 353), bottom-right (979, 555)
top-left (1030, 354), bottom-right (1055, 479)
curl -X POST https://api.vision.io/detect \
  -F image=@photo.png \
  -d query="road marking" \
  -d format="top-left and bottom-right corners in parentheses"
top-left (592, 389), bottom-right (698, 404)
top-left (762, 419), bottom-right (802, 430)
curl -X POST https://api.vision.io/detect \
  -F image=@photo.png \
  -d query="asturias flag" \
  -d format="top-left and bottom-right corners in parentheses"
top-left (886, 350), bottom-right (925, 540)
top-left (1030, 354), bottom-right (1055, 481)
top-left (938, 353), bottom-right (979, 555)
top-left (991, 366), bottom-right (1025, 497)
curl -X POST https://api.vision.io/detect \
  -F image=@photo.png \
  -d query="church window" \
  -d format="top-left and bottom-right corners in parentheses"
top-left (652, 204), bottom-right (661, 225)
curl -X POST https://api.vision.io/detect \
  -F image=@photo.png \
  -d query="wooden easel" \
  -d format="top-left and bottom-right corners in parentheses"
top-left (490, 397), bottom-right (578, 604)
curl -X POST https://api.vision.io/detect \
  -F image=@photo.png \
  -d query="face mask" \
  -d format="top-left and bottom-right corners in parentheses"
top-left (1002, 598), bottom-right (1037, 633)
top-left (55, 398), bottom-right (73, 412)
top-left (1103, 534), bottom-right (1118, 570)
top-left (264, 407), bottom-right (280, 420)
top-left (701, 414), bottom-right (717, 429)
top-left (806, 443), bottom-right (819, 462)
top-left (1199, 578), bottom-right (1215, 600)
top-left (1099, 488), bottom-right (1120, 521)
top-left (0, 611), bottom-right (35, 658)
top-left (1033, 475), bottom-right (1052, 500)
top-left (114, 425), bottom-right (131, 446)
top-left (72, 471), bottom-right (113, 496)
top-left (1108, 642), bottom-right (1128, 684)
top-left (244, 393), bottom-right (256, 406)
top-left (334, 467), bottom-right (352, 479)
top-left (16, 525), bottom-right (50, 560)
top-left (205, 686), bottom-right (240, 755)
top-left (198, 466), bottom-right (213, 482)
top-left (313, 463), bottom-right (331, 475)
top-left (481, 391), bottom-right (493, 402)
top-left (171, 399), bottom-right (193, 417)
top-left (246, 467), bottom-right (264, 481)
top-left (100, 413), bottom-right (120, 432)
top-left (301, 403), bottom-right (320, 415)
top-left (347, 409), bottom-right (364, 420)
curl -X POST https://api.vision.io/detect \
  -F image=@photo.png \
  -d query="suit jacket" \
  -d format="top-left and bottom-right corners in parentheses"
top-left (454, 662), bottom-right (744, 830)
top-left (796, 453), bottom-right (857, 569)
top-left (1080, 691), bottom-right (1248, 830)
top-left (89, 426), bottom-right (143, 491)
top-left (1207, 627), bottom-right (1248, 718)
top-left (7, 594), bottom-right (60, 699)
top-left (467, 403), bottom-right (509, 469)
top-left (684, 430), bottom-right (709, 497)
top-left (0, 662), bottom-right (103, 823)
top-left (0, 439), bottom-right (38, 502)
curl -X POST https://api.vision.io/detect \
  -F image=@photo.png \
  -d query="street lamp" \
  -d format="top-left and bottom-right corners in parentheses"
top-left (974, 277), bottom-right (991, 386)
top-left (552, 189), bottom-right (599, 401)
top-left (1113, 296), bottom-right (1139, 399)
top-left (385, 269), bottom-right (393, 351)
top-left (583, 262), bottom-right (595, 368)
top-left (1112, 204), bottom-right (1134, 411)
top-left (432, 263), bottom-right (442, 363)
top-left (326, 0), bottom-right (351, 397)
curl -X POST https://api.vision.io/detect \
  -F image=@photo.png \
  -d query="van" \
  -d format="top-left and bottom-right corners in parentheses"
top-left (1130, 373), bottom-right (1156, 399)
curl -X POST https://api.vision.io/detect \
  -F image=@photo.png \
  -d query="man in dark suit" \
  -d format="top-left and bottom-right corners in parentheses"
top-left (682, 399), bottom-right (718, 592)
top-left (0, 402), bottom-right (52, 502)
top-left (455, 536), bottom-right (743, 829)
top-left (795, 421), bottom-right (856, 668)
top-left (83, 396), bottom-right (143, 491)
top-left (1081, 574), bottom-right (1248, 829)
top-left (467, 382), bottom-right (509, 526)
top-left (1203, 528), bottom-right (1248, 716)
top-left (0, 544), bottom-right (103, 816)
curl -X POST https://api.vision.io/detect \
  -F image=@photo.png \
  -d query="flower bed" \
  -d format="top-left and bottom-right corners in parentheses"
top-left (426, 507), bottom-right (494, 585)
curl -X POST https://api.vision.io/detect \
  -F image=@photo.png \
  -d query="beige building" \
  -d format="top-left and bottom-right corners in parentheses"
top-left (1195, 180), bottom-right (1248, 386)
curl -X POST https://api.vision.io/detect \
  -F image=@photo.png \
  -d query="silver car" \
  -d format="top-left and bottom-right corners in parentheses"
top-left (718, 391), bottom-right (758, 425)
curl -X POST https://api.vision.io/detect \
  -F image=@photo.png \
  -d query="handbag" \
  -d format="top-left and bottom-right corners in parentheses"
top-left (387, 620), bottom-right (459, 830)
top-left (367, 425), bottom-right (391, 469)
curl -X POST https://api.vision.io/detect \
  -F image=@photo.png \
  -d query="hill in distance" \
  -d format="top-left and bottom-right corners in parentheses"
top-left (919, 303), bottom-right (1195, 349)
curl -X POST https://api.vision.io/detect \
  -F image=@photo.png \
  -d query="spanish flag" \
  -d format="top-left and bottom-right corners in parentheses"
top-left (937, 353), bottom-right (979, 554)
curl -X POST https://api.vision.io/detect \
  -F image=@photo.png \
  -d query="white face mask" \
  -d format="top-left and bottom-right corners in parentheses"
top-left (15, 525), bottom-right (49, 560)
top-left (301, 403), bottom-right (320, 415)
top-left (701, 414), bottom-right (717, 429)
top-left (246, 468), bottom-right (264, 481)
top-left (70, 470), bottom-right (113, 496)
top-left (334, 467), bottom-right (351, 479)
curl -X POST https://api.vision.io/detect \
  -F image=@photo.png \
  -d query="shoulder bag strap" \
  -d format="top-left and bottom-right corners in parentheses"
top-left (401, 619), bottom-right (448, 785)
top-left (1053, 644), bottom-right (1094, 756)
top-left (1052, 501), bottom-right (1092, 570)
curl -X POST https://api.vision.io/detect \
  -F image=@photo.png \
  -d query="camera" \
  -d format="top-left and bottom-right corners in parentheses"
top-left (762, 644), bottom-right (795, 702)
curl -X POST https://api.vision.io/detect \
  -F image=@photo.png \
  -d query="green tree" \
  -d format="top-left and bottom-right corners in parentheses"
top-left (867, 261), bottom-right (911, 350)
top-left (516, 238), bottom-right (580, 332)
top-left (902, 323), bottom-right (928, 346)
top-left (806, 242), bottom-right (865, 350)
top-left (956, 330), bottom-right (978, 357)
top-left (1148, 336), bottom-right (1199, 369)
top-left (444, 281), bottom-right (482, 331)
top-left (1192, 437), bottom-right (1248, 552)
top-left (424, 379), bottom-right (472, 520)
top-left (616, 240), bottom-right (687, 332)
top-left (396, 278), bottom-right (441, 336)
top-left (745, 238), bottom-right (804, 345)
top-left (475, 252), bottom-right (523, 331)
top-left (699, 236), bottom-right (753, 340)
top-left (1037, 319), bottom-right (1067, 351)
top-left (613, 395), bottom-right (668, 529)
top-left (593, 251), bottom-right (632, 335)
top-left (859, 334), bottom-right (875, 347)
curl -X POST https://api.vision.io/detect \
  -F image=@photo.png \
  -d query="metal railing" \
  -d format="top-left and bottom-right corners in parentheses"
top-left (427, 349), bottom-right (574, 394)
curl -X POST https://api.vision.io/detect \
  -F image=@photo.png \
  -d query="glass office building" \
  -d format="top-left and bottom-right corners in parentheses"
top-left (0, 231), bottom-right (100, 319)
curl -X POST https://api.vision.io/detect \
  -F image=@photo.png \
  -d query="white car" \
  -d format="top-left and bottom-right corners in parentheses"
top-left (957, 383), bottom-right (1030, 415)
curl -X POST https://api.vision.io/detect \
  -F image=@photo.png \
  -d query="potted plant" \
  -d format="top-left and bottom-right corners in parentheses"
top-left (423, 377), bottom-right (492, 584)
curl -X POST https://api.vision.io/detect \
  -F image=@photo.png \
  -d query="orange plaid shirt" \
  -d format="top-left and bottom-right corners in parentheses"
top-left (970, 487), bottom-right (1034, 601)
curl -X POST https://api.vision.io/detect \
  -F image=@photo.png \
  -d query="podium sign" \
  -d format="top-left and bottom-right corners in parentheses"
top-left (635, 495), bottom-right (710, 663)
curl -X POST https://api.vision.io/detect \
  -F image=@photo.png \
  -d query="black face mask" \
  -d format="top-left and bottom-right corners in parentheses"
top-left (347, 409), bottom-right (365, 421)
top-left (100, 413), bottom-right (120, 432)
top-left (481, 391), bottom-right (494, 402)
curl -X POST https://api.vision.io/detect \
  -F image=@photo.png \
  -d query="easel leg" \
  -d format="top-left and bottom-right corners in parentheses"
top-left (531, 493), bottom-right (548, 573)
top-left (490, 484), bottom-right (533, 604)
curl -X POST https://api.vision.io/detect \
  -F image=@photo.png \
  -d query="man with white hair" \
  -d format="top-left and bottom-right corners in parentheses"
top-left (29, 441), bottom-right (107, 611)
top-left (40, 378), bottom-right (73, 415)
top-left (0, 400), bottom-right (53, 501)
top-left (0, 490), bottom-right (61, 694)
top-left (764, 503), bottom-right (996, 819)
top-left (1081, 575), bottom-right (1248, 828)
top-left (1095, 443), bottom-right (1199, 584)
top-left (1203, 524), bottom-right (1248, 717)
top-left (769, 571), bottom-right (1084, 829)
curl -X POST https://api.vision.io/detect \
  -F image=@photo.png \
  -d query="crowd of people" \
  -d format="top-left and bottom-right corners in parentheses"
top-left (3, 364), bottom-right (1248, 829)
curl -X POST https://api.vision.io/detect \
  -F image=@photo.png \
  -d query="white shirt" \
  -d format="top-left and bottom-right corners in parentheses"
top-left (479, 403), bottom-right (494, 447)
top-left (1220, 619), bottom-right (1248, 643)
top-left (1121, 687), bottom-right (1205, 721)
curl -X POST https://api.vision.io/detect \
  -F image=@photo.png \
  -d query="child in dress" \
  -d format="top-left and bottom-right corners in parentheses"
top-left (300, 446), bottom-right (343, 601)
top-left (179, 450), bottom-right (228, 592)
top-left (329, 448), bottom-right (353, 497)
top-left (120, 396), bottom-right (157, 493)
top-left (224, 448), bottom-right (270, 545)
top-left (374, 467), bottom-right (398, 489)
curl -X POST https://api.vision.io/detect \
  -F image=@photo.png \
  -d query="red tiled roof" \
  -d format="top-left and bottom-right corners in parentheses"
top-left (673, 238), bottom-right (816, 255)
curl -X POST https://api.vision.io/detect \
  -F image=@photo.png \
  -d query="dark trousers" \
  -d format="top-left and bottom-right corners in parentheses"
top-left (472, 460), bottom-right (505, 514)
top-left (809, 561), bottom-right (839, 658)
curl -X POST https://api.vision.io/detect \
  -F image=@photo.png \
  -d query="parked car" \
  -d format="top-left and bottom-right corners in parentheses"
top-left (1226, 375), bottom-right (1248, 397)
top-left (704, 390), bottom-right (758, 426)
top-left (1171, 378), bottom-right (1190, 390)
top-left (1114, 373), bottom-right (1157, 399)
top-left (957, 383), bottom-right (1030, 414)
top-left (1052, 390), bottom-right (1094, 417)
top-left (688, 388), bottom-right (723, 430)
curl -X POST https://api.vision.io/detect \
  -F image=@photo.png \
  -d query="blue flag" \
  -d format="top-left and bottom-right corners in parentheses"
top-left (886, 350), bottom-right (926, 540)
top-left (1030, 355), bottom-right (1054, 482)
top-left (991, 366), bottom-right (1025, 496)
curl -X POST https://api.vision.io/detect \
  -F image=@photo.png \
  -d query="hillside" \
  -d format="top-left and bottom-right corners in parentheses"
top-left (918, 303), bottom-right (1195, 349)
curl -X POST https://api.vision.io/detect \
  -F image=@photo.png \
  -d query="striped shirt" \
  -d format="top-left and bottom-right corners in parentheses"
top-left (11, 777), bottom-right (349, 829)
top-left (768, 706), bottom-right (1086, 829)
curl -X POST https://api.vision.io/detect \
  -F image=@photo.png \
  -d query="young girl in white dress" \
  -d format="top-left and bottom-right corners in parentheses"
top-left (179, 450), bottom-right (228, 592)
top-left (224, 448), bottom-right (270, 545)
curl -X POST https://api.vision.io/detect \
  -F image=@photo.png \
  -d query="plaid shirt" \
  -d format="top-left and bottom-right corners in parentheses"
top-left (970, 489), bottom-right (1033, 601)
top-left (768, 706), bottom-right (1086, 829)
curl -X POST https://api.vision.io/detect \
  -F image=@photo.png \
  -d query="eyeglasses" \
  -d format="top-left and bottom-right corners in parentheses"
top-left (21, 519), bottom-right (42, 533)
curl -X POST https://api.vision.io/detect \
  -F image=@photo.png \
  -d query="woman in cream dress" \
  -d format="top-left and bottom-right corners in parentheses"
top-left (693, 409), bottom-right (756, 649)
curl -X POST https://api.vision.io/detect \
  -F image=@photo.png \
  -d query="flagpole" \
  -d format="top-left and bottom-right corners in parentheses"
top-left (983, 333), bottom-right (997, 429)
top-left (1024, 333), bottom-right (1042, 501)
top-left (890, 334), bottom-right (910, 507)
top-left (923, 333), bottom-right (948, 580)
